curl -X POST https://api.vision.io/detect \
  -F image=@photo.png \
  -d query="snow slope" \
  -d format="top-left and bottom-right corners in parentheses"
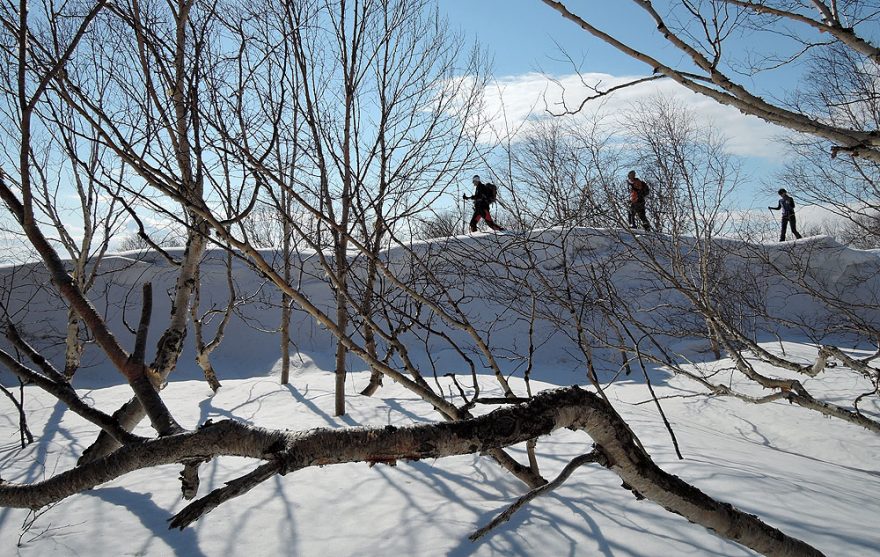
top-left (0, 228), bottom-right (878, 556)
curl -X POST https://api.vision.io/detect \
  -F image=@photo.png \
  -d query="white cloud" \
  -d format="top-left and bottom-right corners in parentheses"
top-left (478, 72), bottom-right (793, 159)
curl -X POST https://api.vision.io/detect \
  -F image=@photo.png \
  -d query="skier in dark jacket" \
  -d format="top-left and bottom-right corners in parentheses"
top-left (769, 188), bottom-right (802, 241)
top-left (464, 175), bottom-right (504, 232)
top-left (627, 170), bottom-right (651, 231)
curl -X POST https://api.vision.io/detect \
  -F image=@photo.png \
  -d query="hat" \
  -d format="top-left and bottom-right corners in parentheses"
top-left (778, 188), bottom-right (787, 195)
top-left (472, 175), bottom-right (481, 182)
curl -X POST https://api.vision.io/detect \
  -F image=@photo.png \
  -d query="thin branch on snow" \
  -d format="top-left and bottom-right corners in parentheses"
top-left (469, 450), bottom-right (605, 541)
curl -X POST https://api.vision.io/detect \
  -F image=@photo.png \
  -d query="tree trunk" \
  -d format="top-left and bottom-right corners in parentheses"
top-left (280, 207), bottom-right (292, 385)
top-left (358, 232), bottom-right (383, 397)
top-left (280, 293), bottom-right (292, 385)
top-left (334, 285), bottom-right (348, 416)
top-left (196, 351), bottom-right (221, 392)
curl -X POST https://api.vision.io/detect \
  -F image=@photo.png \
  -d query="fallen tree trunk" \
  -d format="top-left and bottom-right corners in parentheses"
top-left (0, 386), bottom-right (822, 556)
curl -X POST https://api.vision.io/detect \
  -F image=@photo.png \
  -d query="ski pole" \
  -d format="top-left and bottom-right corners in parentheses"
top-left (768, 208), bottom-right (779, 241)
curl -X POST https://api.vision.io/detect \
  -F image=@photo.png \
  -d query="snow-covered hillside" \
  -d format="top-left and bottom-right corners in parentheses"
top-left (0, 228), bottom-right (878, 556)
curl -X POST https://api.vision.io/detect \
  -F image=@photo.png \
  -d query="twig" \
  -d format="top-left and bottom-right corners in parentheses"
top-left (633, 392), bottom-right (707, 405)
top-left (470, 450), bottom-right (604, 541)
top-left (6, 321), bottom-right (66, 383)
top-left (634, 346), bottom-right (684, 460)
top-left (110, 190), bottom-right (181, 266)
top-left (774, 332), bottom-right (786, 356)
top-left (0, 381), bottom-right (33, 447)
top-left (17, 502), bottom-right (65, 547)
top-left (444, 373), bottom-right (470, 406)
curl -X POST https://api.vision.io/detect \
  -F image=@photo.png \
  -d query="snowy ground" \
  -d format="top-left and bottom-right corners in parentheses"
top-left (1, 230), bottom-right (879, 555)
top-left (2, 349), bottom-right (878, 556)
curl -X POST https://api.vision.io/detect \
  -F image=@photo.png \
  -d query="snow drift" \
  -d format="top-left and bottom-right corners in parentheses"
top-left (0, 228), bottom-right (878, 556)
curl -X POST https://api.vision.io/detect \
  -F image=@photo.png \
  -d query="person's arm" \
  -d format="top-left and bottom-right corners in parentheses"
top-left (769, 200), bottom-right (781, 210)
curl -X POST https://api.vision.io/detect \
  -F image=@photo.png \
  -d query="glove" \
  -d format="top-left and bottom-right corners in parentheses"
top-left (768, 206), bottom-right (774, 210)
top-left (463, 194), bottom-right (469, 200)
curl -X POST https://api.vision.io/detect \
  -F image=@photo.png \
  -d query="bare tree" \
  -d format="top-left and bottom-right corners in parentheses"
top-left (502, 116), bottom-right (623, 229)
top-left (612, 101), bottom-right (880, 433)
top-left (622, 94), bottom-right (741, 236)
top-left (470, 94), bottom-right (880, 439)
top-left (206, 0), bottom-right (489, 410)
top-left (118, 230), bottom-right (184, 251)
top-left (34, 108), bottom-right (128, 379)
top-left (0, 2), bottom-right (133, 381)
top-left (38, 0), bottom-right (225, 462)
top-left (416, 210), bottom-right (461, 239)
top-left (0, 0), bottom-right (179, 438)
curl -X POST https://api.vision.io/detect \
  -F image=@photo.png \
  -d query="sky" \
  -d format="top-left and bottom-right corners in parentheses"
top-left (444, 1), bottom-right (674, 77)
top-left (439, 1), bottom-right (820, 210)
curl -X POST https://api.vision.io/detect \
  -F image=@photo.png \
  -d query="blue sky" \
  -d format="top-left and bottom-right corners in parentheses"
top-left (444, 1), bottom-right (656, 77)
top-left (440, 1), bottom-right (816, 209)
top-left (442, 1), bottom-right (811, 91)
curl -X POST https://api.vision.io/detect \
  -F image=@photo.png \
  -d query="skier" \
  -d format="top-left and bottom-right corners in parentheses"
top-left (626, 170), bottom-right (651, 231)
top-left (464, 175), bottom-right (505, 233)
top-left (769, 188), bottom-right (802, 241)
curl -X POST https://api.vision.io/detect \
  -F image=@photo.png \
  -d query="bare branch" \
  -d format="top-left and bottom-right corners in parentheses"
top-left (470, 450), bottom-right (605, 541)
top-left (539, 0), bottom-right (880, 161)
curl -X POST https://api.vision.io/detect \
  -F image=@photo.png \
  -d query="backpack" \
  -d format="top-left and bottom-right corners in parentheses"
top-left (485, 183), bottom-right (498, 204)
top-left (630, 180), bottom-right (650, 203)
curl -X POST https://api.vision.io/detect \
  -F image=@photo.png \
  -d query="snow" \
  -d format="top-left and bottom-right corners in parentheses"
top-left (1, 228), bottom-right (879, 556)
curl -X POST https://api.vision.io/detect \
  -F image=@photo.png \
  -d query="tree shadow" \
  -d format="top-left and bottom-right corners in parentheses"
top-left (0, 398), bottom-right (75, 532)
top-left (283, 383), bottom-right (360, 427)
top-left (86, 487), bottom-right (207, 557)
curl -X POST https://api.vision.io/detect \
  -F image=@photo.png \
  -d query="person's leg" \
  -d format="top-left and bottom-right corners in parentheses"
top-left (780, 216), bottom-right (789, 241)
top-left (628, 204), bottom-right (636, 227)
top-left (789, 215), bottom-right (802, 239)
top-left (469, 209), bottom-right (481, 232)
top-left (638, 205), bottom-right (650, 231)
top-left (484, 209), bottom-right (505, 231)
